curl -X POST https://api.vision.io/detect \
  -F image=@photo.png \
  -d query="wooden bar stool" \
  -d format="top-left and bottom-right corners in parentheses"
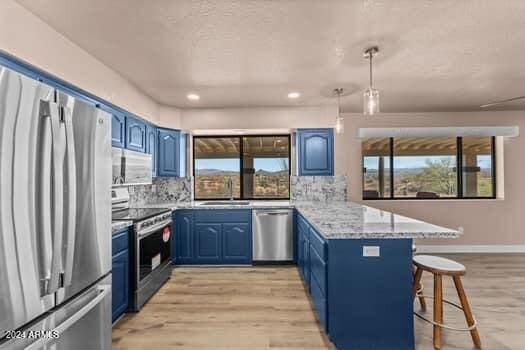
top-left (413, 255), bottom-right (481, 350)
top-left (412, 244), bottom-right (427, 311)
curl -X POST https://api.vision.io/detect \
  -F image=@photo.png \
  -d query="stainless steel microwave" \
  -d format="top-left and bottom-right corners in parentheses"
top-left (112, 148), bottom-right (152, 186)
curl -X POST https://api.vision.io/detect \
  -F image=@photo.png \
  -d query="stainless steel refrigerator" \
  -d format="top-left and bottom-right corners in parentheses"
top-left (0, 64), bottom-right (112, 349)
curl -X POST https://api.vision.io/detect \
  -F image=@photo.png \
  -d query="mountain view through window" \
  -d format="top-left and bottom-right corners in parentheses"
top-left (194, 135), bottom-right (290, 199)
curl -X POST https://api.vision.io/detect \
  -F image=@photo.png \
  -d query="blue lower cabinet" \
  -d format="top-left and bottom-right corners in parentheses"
top-left (173, 209), bottom-right (252, 265)
top-left (302, 238), bottom-right (310, 288)
top-left (195, 223), bottom-right (222, 263)
top-left (222, 223), bottom-right (252, 264)
top-left (327, 239), bottom-right (414, 350)
top-left (112, 228), bottom-right (130, 322)
top-left (310, 274), bottom-right (327, 331)
top-left (111, 249), bottom-right (129, 321)
top-left (294, 210), bottom-right (414, 349)
top-left (175, 210), bottom-right (194, 263)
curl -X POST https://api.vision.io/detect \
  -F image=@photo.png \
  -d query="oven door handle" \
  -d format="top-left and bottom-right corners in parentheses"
top-left (137, 220), bottom-right (172, 239)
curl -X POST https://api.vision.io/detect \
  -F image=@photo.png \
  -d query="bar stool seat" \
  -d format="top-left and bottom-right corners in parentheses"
top-left (412, 255), bottom-right (481, 350)
top-left (413, 255), bottom-right (466, 275)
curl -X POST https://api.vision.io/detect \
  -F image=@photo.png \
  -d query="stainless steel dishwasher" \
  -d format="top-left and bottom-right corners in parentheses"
top-left (252, 209), bottom-right (293, 262)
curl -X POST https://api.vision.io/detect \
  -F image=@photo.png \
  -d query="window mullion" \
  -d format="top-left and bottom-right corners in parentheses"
top-left (239, 136), bottom-right (243, 200)
top-left (491, 136), bottom-right (497, 198)
top-left (389, 137), bottom-right (394, 199)
top-left (457, 137), bottom-right (463, 198)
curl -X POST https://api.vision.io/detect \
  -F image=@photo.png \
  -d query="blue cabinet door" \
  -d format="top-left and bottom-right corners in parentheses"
top-left (146, 124), bottom-right (158, 176)
top-left (112, 114), bottom-right (126, 148)
top-left (111, 249), bottom-right (129, 321)
top-left (222, 223), bottom-right (251, 264)
top-left (175, 210), bottom-right (194, 263)
top-left (303, 237), bottom-right (310, 288)
top-left (125, 116), bottom-right (147, 152)
top-left (157, 128), bottom-right (180, 177)
top-left (297, 228), bottom-right (304, 275)
top-left (195, 223), bottom-right (222, 263)
top-left (297, 129), bottom-right (334, 176)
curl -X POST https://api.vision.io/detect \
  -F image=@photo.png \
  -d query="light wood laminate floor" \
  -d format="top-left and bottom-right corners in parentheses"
top-left (112, 254), bottom-right (525, 349)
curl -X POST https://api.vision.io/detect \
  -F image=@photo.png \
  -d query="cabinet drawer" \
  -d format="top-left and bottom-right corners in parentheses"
top-left (194, 209), bottom-right (251, 223)
top-left (112, 229), bottom-right (129, 256)
top-left (310, 245), bottom-right (327, 295)
top-left (309, 227), bottom-right (326, 261)
top-left (310, 273), bottom-right (327, 331)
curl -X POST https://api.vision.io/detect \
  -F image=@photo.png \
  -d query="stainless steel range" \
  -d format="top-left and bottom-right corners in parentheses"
top-left (112, 188), bottom-right (173, 311)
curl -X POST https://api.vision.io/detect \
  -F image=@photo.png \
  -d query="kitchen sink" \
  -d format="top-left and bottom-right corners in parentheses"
top-left (199, 201), bottom-right (251, 206)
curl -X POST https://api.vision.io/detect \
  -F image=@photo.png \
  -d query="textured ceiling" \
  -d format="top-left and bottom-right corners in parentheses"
top-left (15, 0), bottom-right (525, 111)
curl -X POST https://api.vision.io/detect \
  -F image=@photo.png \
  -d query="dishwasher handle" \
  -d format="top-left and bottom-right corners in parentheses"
top-left (255, 211), bottom-right (290, 217)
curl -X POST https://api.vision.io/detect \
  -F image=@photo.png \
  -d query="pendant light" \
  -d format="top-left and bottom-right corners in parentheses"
top-left (363, 46), bottom-right (380, 115)
top-left (334, 88), bottom-right (344, 134)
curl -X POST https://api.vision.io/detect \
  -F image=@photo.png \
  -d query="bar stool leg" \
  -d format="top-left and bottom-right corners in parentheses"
top-left (413, 267), bottom-right (423, 298)
top-left (413, 267), bottom-right (427, 311)
top-left (433, 274), bottom-right (443, 350)
top-left (453, 276), bottom-right (482, 348)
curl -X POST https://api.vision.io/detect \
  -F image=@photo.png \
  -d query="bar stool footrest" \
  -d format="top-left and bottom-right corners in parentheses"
top-left (414, 294), bottom-right (478, 332)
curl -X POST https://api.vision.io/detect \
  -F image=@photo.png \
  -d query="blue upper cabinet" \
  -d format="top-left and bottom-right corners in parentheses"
top-left (146, 124), bottom-right (158, 176)
top-left (157, 128), bottom-right (180, 177)
top-left (297, 128), bottom-right (334, 176)
top-left (111, 114), bottom-right (126, 148)
top-left (125, 116), bottom-right (147, 152)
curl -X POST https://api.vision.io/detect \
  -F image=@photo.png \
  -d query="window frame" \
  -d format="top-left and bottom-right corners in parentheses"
top-left (362, 136), bottom-right (497, 200)
top-left (193, 134), bottom-right (291, 200)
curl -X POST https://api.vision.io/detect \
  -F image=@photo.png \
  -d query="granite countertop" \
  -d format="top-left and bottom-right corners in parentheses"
top-left (135, 200), bottom-right (460, 240)
top-left (138, 200), bottom-right (294, 210)
top-left (112, 220), bottom-right (133, 232)
top-left (293, 201), bottom-right (460, 240)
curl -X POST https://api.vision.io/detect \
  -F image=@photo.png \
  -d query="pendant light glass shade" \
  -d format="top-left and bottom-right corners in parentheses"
top-left (363, 46), bottom-right (380, 115)
top-left (335, 115), bottom-right (344, 134)
top-left (363, 87), bottom-right (380, 115)
top-left (334, 88), bottom-right (344, 134)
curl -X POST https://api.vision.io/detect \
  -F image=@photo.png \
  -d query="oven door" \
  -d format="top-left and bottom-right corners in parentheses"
top-left (137, 221), bottom-right (172, 284)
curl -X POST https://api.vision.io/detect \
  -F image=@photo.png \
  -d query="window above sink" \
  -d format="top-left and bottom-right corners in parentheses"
top-left (193, 135), bottom-right (291, 200)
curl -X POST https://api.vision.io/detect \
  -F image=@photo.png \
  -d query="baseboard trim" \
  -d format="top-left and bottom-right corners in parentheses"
top-left (416, 245), bottom-right (525, 254)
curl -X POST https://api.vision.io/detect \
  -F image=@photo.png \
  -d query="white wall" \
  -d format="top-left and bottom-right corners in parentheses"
top-left (181, 108), bottom-right (525, 247)
top-left (0, 0), bottom-right (159, 123)
top-left (158, 105), bottom-right (182, 129)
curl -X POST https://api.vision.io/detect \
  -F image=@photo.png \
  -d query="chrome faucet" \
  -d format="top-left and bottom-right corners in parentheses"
top-left (227, 177), bottom-right (233, 201)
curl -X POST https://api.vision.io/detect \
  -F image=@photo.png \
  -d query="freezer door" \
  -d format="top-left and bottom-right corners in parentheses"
top-left (56, 92), bottom-right (112, 303)
top-left (0, 275), bottom-right (112, 350)
top-left (0, 67), bottom-right (56, 334)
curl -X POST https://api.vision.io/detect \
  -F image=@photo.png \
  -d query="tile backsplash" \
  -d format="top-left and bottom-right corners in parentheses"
top-left (127, 175), bottom-right (346, 205)
top-left (129, 177), bottom-right (192, 206)
top-left (291, 176), bottom-right (347, 201)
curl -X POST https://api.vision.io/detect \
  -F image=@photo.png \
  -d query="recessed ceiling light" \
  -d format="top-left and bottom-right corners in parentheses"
top-left (187, 93), bottom-right (200, 101)
top-left (288, 92), bottom-right (300, 99)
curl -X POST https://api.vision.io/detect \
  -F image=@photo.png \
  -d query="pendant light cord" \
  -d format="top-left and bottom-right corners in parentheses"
top-left (369, 53), bottom-right (373, 88)
top-left (337, 89), bottom-right (341, 115)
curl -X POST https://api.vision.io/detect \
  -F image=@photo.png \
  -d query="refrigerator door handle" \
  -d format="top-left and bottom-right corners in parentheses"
top-left (41, 101), bottom-right (66, 294)
top-left (62, 105), bottom-right (77, 287)
top-left (24, 284), bottom-right (111, 350)
top-left (37, 100), bottom-right (54, 295)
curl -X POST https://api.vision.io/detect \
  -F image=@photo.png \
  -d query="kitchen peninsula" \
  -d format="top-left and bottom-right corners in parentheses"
top-left (137, 200), bottom-right (460, 350)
